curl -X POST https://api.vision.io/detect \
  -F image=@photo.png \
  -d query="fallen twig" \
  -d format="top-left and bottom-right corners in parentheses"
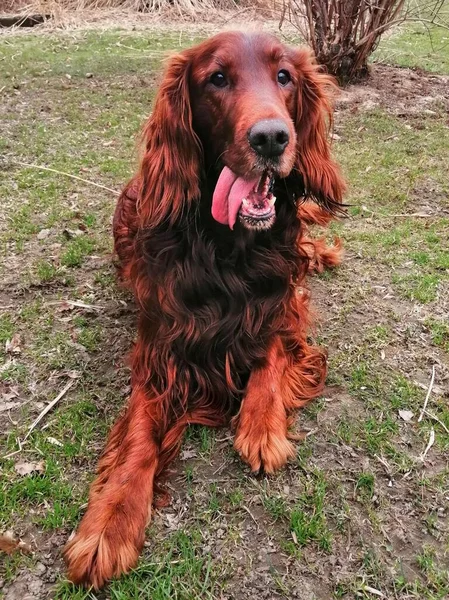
top-left (212, 458), bottom-right (230, 476)
top-left (243, 505), bottom-right (259, 530)
top-left (423, 409), bottom-right (449, 434)
top-left (2, 437), bottom-right (24, 460)
top-left (374, 454), bottom-right (392, 475)
top-left (362, 584), bottom-right (384, 597)
top-left (14, 161), bottom-right (119, 195)
top-left (23, 379), bottom-right (76, 442)
top-left (420, 428), bottom-right (435, 462)
top-left (418, 365), bottom-right (436, 422)
top-left (215, 435), bottom-right (233, 443)
top-left (47, 299), bottom-right (104, 311)
top-left (2, 448), bottom-right (23, 460)
top-left (389, 213), bottom-right (434, 218)
top-left (361, 205), bottom-right (435, 219)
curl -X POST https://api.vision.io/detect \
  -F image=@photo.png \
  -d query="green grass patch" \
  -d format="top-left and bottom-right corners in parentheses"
top-left (35, 259), bottom-right (60, 283)
top-left (0, 314), bottom-right (14, 344)
top-left (185, 425), bottom-right (217, 456)
top-left (415, 545), bottom-right (449, 597)
top-left (0, 362), bottom-right (28, 384)
top-left (1, 457), bottom-right (77, 529)
top-left (375, 23), bottom-right (449, 75)
top-left (425, 318), bottom-right (449, 352)
top-left (0, 30), bottom-right (205, 84)
top-left (335, 111), bottom-right (449, 212)
top-left (355, 473), bottom-right (375, 501)
top-left (289, 470), bottom-right (332, 551)
top-left (56, 529), bottom-right (224, 600)
top-left (392, 272), bottom-right (441, 303)
top-left (1, 396), bottom-right (105, 531)
top-left (61, 237), bottom-right (95, 268)
top-left (263, 493), bottom-right (289, 521)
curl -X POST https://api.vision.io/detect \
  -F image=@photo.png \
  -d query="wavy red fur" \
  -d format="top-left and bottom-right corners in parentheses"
top-left (64, 31), bottom-right (346, 589)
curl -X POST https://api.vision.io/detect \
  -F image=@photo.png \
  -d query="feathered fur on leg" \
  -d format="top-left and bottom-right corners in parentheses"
top-left (64, 387), bottom-right (161, 589)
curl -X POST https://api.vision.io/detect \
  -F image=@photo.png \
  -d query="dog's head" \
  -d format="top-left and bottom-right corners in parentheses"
top-left (138, 32), bottom-right (345, 231)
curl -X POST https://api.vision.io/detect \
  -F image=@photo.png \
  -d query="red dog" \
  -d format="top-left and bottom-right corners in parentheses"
top-left (64, 31), bottom-right (345, 589)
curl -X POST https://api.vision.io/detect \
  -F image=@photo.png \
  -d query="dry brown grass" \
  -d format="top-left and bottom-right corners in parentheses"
top-left (4, 0), bottom-right (274, 17)
top-left (2, 0), bottom-right (286, 33)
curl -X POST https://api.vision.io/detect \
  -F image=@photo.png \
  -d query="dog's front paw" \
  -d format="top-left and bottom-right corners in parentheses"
top-left (234, 411), bottom-right (295, 473)
top-left (64, 514), bottom-right (142, 589)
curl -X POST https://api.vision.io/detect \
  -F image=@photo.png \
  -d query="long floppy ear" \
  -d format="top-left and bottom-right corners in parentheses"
top-left (137, 51), bottom-right (202, 226)
top-left (294, 49), bottom-right (346, 213)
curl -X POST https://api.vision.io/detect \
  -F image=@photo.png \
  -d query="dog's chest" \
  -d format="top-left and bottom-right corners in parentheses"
top-left (165, 247), bottom-right (292, 368)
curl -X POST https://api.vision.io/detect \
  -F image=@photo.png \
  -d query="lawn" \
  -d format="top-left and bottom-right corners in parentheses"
top-left (0, 20), bottom-right (448, 600)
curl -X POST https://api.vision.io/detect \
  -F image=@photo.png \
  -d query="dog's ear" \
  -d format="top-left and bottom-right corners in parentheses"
top-left (293, 49), bottom-right (346, 213)
top-left (138, 50), bottom-right (202, 226)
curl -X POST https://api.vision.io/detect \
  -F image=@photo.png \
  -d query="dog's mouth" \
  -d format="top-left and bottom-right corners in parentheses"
top-left (211, 167), bottom-right (276, 231)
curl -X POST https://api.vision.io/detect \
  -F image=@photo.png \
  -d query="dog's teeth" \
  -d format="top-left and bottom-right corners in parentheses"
top-left (268, 196), bottom-right (276, 206)
top-left (242, 198), bottom-right (249, 206)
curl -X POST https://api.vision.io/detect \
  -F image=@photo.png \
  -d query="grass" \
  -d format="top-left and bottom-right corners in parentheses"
top-left (56, 530), bottom-right (225, 600)
top-left (425, 318), bottom-right (449, 352)
top-left (355, 473), bottom-right (375, 501)
top-left (374, 22), bottom-right (449, 74)
top-left (0, 315), bottom-right (14, 345)
top-left (1, 21), bottom-right (449, 600)
top-left (290, 470), bottom-right (332, 551)
top-left (61, 237), bottom-right (96, 268)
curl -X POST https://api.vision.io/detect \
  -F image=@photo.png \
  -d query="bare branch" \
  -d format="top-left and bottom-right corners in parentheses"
top-left (283, 0), bottom-right (448, 83)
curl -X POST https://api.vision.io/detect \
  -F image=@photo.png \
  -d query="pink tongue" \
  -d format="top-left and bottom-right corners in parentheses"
top-left (212, 167), bottom-right (260, 229)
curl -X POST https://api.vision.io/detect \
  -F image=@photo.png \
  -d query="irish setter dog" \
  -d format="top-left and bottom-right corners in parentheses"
top-left (64, 31), bottom-right (345, 588)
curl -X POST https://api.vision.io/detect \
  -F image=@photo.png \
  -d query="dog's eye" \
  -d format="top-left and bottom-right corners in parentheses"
top-left (209, 72), bottom-right (228, 88)
top-left (277, 70), bottom-right (291, 86)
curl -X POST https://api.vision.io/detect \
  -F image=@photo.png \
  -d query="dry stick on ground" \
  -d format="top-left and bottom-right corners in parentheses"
top-left (14, 161), bottom-right (119, 195)
top-left (374, 453), bottom-right (393, 476)
top-left (361, 205), bottom-right (435, 219)
top-left (242, 505), bottom-right (260, 531)
top-left (424, 409), bottom-right (449, 434)
top-left (418, 364), bottom-right (436, 422)
top-left (420, 428), bottom-right (436, 461)
top-left (22, 378), bottom-right (76, 443)
top-left (362, 585), bottom-right (385, 598)
top-left (46, 300), bottom-right (105, 311)
top-left (2, 438), bottom-right (23, 460)
top-left (2, 380), bottom-right (76, 459)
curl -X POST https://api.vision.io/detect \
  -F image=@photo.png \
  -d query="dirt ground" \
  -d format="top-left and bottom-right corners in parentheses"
top-left (0, 21), bottom-right (448, 600)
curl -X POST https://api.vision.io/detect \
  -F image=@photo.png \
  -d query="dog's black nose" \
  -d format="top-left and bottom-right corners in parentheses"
top-left (248, 119), bottom-right (290, 158)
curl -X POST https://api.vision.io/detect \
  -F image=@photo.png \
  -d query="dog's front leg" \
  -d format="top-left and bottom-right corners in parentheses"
top-left (234, 334), bottom-right (326, 473)
top-left (64, 386), bottom-right (161, 589)
top-left (233, 338), bottom-right (296, 473)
